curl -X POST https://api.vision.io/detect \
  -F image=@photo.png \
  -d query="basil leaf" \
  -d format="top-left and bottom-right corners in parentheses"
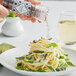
top-left (48, 43), bottom-right (58, 47)
top-left (7, 12), bottom-right (17, 17)
top-left (59, 56), bottom-right (65, 59)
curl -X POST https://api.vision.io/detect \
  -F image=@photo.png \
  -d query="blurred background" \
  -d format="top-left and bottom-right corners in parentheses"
top-left (40, 0), bottom-right (76, 1)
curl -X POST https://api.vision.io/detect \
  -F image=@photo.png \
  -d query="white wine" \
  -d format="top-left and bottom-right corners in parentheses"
top-left (58, 20), bottom-right (76, 43)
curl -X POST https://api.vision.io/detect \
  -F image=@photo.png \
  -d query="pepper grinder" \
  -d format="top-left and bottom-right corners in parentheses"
top-left (3, 0), bottom-right (48, 21)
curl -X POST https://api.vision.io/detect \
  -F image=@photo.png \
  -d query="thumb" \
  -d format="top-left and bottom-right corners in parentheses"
top-left (0, 5), bottom-right (9, 17)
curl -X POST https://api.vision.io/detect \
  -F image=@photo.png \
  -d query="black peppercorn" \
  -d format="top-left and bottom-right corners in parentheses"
top-left (28, 7), bottom-right (31, 9)
top-left (13, 9), bottom-right (15, 11)
top-left (15, 3), bottom-right (17, 5)
top-left (19, 1), bottom-right (21, 3)
top-left (17, 62), bottom-right (22, 66)
top-left (26, 3), bottom-right (28, 5)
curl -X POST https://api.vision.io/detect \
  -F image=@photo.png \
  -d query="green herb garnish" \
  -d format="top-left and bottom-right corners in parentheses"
top-left (48, 43), bottom-right (58, 48)
top-left (58, 63), bottom-right (68, 71)
top-left (28, 60), bottom-right (34, 63)
top-left (26, 57), bottom-right (32, 60)
top-left (33, 50), bottom-right (44, 53)
top-left (56, 68), bottom-right (60, 71)
top-left (16, 65), bottom-right (24, 70)
top-left (33, 40), bottom-right (36, 43)
top-left (64, 54), bottom-right (68, 57)
top-left (16, 57), bottom-right (25, 60)
top-left (39, 54), bottom-right (46, 62)
top-left (59, 61), bottom-right (64, 66)
top-left (48, 38), bottom-right (52, 40)
top-left (37, 68), bottom-right (46, 72)
top-left (24, 58), bottom-right (34, 63)
top-left (67, 61), bottom-right (75, 66)
top-left (29, 52), bottom-right (32, 55)
top-left (62, 63), bottom-right (68, 70)
top-left (59, 56), bottom-right (65, 59)
top-left (7, 12), bottom-right (17, 17)
top-left (47, 65), bottom-right (55, 72)
top-left (25, 68), bottom-right (35, 72)
top-left (65, 58), bottom-right (70, 61)
top-left (56, 54), bottom-right (59, 58)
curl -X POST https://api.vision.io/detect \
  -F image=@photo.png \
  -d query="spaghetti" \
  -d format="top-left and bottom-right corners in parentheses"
top-left (16, 38), bottom-right (75, 72)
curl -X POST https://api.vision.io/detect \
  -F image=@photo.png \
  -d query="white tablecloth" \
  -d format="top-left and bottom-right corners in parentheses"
top-left (0, 1), bottom-right (76, 76)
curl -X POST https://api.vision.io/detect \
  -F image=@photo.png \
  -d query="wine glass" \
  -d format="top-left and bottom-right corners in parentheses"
top-left (58, 11), bottom-right (76, 45)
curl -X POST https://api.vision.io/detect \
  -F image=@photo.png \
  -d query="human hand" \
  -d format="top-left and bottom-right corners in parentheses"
top-left (0, 4), bottom-right (9, 18)
top-left (0, 0), bottom-right (3, 4)
top-left (13, 0), bottom-right (41, 23)
top-left (0, 0), bottom-right (41, 23)
top-left (0, 0), bottom-right (9, 18)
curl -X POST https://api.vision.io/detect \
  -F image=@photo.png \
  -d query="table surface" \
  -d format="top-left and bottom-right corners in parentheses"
top-left (0, 1), bottom-right (76, 76)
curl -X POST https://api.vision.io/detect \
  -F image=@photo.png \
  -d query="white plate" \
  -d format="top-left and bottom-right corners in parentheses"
top-left (0, 48), bottom-right (76, 76)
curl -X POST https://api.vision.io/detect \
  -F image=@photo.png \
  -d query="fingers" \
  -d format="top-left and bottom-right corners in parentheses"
top-left (12, 11), bottom-right (34, 20)
top-left (31, 18), bottom-right (36, 23)
top-left (0, 0), bottom-right (3, 4)
top-left (14, 13), bottom-right (27, 20)
top-left (10, 0), bottom-right (41, 23)
top-left (24, 0), bottom-right (41, 23)
top-left (10, 11), bottom-right (41, 23)
top-left (25, 0), bottom-right (41, 5)
top-left (0, 5), bottom-right (9, 18)
top-left (0, 14), bottom-right (5, 18)
top-left (12, 12), bottom-right (31, 20)
top-left (38, 20), bottom-right (42, 23)
top-left (12, 11), bottom-right (41, 23)
top-left (26, 16), bottom-right (32, 20)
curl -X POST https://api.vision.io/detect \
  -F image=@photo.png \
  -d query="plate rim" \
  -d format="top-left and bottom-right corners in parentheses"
top-left (0, 48), bottom-right (76, 76)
